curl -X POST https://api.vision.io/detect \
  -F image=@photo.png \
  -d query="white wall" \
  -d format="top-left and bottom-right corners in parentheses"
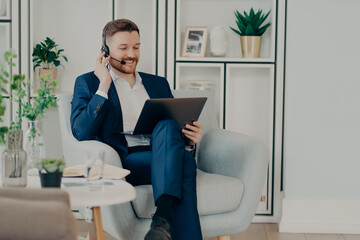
top-left (280, 0), bottom-right (360, 233)
top-left (32, 0), bottom-right (113, 93)
top-left (284, 0), bottom-right (360, 200)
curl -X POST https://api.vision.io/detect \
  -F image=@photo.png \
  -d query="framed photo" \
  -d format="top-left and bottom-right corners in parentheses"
top-left (181, 26), bottom-right (208, 57)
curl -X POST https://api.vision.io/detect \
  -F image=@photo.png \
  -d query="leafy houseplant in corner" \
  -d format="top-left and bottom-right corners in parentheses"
top-left (0, 50), bottom-right (27, 187)
top-left (35, 158), bottom-right (65, 188)
top-left (22, 75), bottom-right (57, 172)
top-left (32, 37), bottom-right (67, 92)
top-left (230, 8), bottom-right (271, 58)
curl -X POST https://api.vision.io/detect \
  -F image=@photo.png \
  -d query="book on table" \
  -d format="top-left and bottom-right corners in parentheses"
top-left (63, 164), bottom-right (130, 180)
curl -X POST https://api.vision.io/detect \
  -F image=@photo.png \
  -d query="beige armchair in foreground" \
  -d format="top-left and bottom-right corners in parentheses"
top-left (0, 188), bottom-right (78, 240)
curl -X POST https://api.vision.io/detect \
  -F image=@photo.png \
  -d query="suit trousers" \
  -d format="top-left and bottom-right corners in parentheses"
top-left (122, 120), bottom-right (203, 240)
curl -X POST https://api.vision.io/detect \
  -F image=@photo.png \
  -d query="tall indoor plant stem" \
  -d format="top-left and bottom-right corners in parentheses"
top-left (25, 120), bottom-right (45, 170)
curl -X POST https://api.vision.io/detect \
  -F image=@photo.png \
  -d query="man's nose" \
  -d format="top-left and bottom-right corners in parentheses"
top-left (126, 48), bottom-right (135, 58)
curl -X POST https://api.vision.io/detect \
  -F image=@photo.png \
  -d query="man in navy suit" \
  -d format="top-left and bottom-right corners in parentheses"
top-left (71, 19), bottom-right (203, 240)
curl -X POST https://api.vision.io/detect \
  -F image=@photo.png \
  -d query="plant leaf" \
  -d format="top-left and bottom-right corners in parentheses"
top-left (245, 24), bottom-right (256, 35)
top-left (257, 22), bottom-right (271, 36)
top-left (230, 27), bottom-right (242, 36)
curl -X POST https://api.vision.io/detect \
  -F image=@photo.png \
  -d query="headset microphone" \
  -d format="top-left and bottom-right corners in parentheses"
top-left (110, 57), bottom-right (126, 65)
top-left (102, 24), bottom-right (127, 65)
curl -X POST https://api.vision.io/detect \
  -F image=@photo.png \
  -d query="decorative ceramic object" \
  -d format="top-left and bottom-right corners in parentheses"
top-left (0, 0), bottom-right (6, 17)
top-left (210, 27), bottom-right (227, 57)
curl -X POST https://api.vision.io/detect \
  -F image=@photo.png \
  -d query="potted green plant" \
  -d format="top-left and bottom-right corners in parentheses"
top-left (32, 37), bottom-right (68, 91)
top-left (230, 8), bottom-right (271, 58)
top-left (35, 158), bottom-right (65, 188)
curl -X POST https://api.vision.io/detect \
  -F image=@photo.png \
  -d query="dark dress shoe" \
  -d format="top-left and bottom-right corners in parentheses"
top-left (144, 215), bottom-right (171, 240)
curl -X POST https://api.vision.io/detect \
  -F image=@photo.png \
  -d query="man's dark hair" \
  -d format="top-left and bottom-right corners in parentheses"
top-left (103, 19), bottom-right (140, 39)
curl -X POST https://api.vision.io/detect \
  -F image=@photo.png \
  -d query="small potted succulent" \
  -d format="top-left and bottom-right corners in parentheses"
top-left (35, 158), bottom-right (65, 188)
top-left (230, 8), bottom-right (271, 58)
top-left (32, 37), bottom-right (68, 91)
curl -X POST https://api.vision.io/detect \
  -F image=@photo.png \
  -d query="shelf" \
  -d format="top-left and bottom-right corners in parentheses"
top-left (176, 57), bottom-right (275, 63)
top-left (176, 0), bottom-right (276, 61)
top-left (176, 63), bottom-right (224, 127)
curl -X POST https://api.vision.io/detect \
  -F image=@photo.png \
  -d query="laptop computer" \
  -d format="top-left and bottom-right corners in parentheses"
top-left (122, 97), bottom-right (207, 135)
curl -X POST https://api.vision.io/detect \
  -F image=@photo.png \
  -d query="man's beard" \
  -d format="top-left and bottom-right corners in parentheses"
top-left (110, 58), bottom-right (138, 74)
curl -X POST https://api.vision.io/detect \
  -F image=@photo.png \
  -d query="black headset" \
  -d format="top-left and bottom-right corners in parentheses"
top-left (101, 24), bottom-right (126, 65)
top-left (101, 24), bottom-right (110, 57)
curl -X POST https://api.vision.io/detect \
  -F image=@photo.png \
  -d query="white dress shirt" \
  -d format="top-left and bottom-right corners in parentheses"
top-left (96, 70), bottom-right (150, 147)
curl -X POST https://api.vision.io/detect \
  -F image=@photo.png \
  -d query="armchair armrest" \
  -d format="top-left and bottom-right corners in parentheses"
top-left (197, 129), bottom-right (269, 228)
top-left (64, 138), bottom-right (122, 168)
top-left (197, 129), bottom-right (268, 180)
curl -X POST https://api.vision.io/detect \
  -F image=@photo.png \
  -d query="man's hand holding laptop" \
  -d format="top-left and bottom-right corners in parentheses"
top-left (182, 121), bottom-right (202, 147)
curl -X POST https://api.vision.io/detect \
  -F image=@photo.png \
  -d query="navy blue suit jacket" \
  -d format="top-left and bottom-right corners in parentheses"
top-left (70, 71), bottom-right (174, 160)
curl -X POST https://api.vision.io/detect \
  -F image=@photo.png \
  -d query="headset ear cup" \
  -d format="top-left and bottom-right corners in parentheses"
top-left (102, 45), bottom-right (110, 58)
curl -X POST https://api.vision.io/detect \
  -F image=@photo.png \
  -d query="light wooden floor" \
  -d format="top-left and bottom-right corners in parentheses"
top-left (77, 220), bottom-right (360, 240)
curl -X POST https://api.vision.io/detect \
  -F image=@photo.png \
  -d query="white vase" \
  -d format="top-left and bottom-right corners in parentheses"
top-left (24, 120), bottom-right (45, 171)
top-left (210, 26), bottom-right (227, 57)
top-left (0, 0), bottom-right (6, 17)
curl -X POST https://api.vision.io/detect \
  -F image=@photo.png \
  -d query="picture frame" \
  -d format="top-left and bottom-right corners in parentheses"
top-left (181, 26), bottom-right (208, 57)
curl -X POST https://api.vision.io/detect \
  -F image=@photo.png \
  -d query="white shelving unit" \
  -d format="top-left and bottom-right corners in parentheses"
top-left (177, 57), bottom-right (274, 63)
top-left (226, 63), bottom-right (275, 214)
top-left (167, 0), bottom-right (286, 221)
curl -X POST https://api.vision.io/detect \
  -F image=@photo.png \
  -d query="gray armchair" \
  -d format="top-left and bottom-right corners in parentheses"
top-left (57, 89), bottom-right (268, 239)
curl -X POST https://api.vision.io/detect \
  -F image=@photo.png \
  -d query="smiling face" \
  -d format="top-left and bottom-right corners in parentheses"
top-left (107, 31), bottom-right (140, 75)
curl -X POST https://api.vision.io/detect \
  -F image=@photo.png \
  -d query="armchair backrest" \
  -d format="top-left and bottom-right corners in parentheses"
top-left (57, 93), bottom-right (82, 164)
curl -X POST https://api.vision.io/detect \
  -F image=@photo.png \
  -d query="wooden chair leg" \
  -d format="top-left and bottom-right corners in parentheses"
top-left (217, 235), bottom-right (231, 240)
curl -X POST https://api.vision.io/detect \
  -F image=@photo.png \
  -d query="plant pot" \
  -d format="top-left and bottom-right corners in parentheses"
top-left (39, 171), bottom-right (63, 188)
top-left (38, 68), bottom-right (58, 93)
top-left (240, 36), bottom-right (262, 58)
